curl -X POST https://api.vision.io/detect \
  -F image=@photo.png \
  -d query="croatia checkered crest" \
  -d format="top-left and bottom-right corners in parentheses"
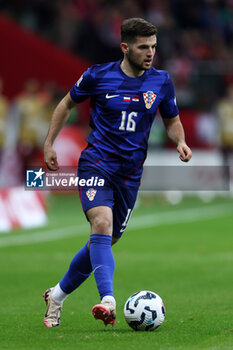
top-left (143, 91), bottom-right (157, 109)
top-left (86, 188), bottom-right (97, 201)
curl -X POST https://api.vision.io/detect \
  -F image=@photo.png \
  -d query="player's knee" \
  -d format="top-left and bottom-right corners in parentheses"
top-left (87, 206), bottom-right (113, 235)
top-left (91, 216), bottom-right (112, 235)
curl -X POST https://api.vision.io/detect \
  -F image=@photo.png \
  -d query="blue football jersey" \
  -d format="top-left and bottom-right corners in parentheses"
top-left (70, 60), bottom-right (179, 185)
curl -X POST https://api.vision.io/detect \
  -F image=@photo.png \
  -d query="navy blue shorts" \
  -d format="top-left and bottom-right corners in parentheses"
top-left (78, 166), bottom-right (139, 238)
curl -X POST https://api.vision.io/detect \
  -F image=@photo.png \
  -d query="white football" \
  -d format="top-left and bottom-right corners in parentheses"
top-left (124, 290), bottom-right (166, 331)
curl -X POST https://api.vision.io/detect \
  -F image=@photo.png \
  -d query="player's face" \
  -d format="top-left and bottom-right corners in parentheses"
top-left (127, 35), bottom-right (157, 71)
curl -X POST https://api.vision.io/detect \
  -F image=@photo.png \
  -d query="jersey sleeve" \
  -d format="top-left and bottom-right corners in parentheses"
top-left (70, 67), bottom-right (96, 103)
top-left (159, 73), bottom-right (179, 119)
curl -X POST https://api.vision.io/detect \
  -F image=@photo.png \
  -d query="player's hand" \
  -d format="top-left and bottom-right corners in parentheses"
top-left (44, 145), bottom-right (59, 171)
top-left (177, 142), bottom-right (192, 162)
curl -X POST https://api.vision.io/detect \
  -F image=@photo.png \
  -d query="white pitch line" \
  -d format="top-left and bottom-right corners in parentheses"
top-left (0, 203), bottom-right (232, 248)
top-left (0, 224), bottom-right (88, 248)
top-left (128, 203), bottom-right (233, 231)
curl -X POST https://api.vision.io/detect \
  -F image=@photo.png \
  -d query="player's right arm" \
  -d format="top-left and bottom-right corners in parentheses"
top-left (44, 92), bottom-right (76, 171)
top-left (44, 67), bottom-right (95, 170)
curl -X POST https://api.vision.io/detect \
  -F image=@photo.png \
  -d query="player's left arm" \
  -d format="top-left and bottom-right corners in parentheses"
top-left (163, 115), bottom-right (192, 162)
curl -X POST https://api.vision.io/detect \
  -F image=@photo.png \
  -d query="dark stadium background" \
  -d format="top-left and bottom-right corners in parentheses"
top-left (0, 0), bottom-right (233, 181)
top-left (0, 2), bottom-right (232, 349)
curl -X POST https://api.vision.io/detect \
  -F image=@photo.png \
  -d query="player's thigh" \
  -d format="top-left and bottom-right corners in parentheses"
top-left (112, 184), bottom-right (139, 239)
top-left (78, 167), bottom-right (114, 235)
top-left (78, 167), bottom-right (114, 211)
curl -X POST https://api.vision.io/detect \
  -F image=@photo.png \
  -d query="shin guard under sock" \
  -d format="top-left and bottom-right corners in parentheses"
top-left (60, 241), bottom-right (92, 294)
top-left (90, 234), bottom-right (115, 299)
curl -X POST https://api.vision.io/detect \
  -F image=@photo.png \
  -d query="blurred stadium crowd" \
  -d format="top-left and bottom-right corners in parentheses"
top-left (0, 0), bottom-right (233, 187)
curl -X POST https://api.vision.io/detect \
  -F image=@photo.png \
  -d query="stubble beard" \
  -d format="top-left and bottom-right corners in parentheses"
top-left (127, 51), bottom-right (150, 72)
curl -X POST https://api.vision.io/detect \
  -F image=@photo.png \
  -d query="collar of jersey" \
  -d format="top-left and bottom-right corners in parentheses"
top-left (117, 60), bottom-right (148, 81)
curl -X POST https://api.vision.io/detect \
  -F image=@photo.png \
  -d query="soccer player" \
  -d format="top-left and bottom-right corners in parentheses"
top-left (43, 17), bottom-right (192, 327)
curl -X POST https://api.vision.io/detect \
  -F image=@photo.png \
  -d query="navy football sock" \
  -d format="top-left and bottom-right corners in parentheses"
top-left (60, 241), bottom-right (92, 294)
top-left (90, 234), bottom-right (115, 299)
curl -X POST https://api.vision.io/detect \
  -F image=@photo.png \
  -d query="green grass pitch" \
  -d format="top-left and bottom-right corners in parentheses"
top-left (0, 193), bottom-right (232, 350)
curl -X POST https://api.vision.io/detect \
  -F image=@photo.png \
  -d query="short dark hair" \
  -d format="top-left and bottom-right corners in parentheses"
top-left (121, 18), bottom-right (157, 43)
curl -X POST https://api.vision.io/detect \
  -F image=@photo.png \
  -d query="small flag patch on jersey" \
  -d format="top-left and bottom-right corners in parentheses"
top-left (86, 188), bottom-right (97, 201)
top-left (132, 95), bottom-right (139, 102)
top-left (143, 91), bottom-right (157, 109)
top-left (124, 96), bottom-right (131, 102)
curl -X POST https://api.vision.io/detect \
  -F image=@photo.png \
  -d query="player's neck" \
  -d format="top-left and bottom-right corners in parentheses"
top-left (120, 59), bottom-right (145, 78)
